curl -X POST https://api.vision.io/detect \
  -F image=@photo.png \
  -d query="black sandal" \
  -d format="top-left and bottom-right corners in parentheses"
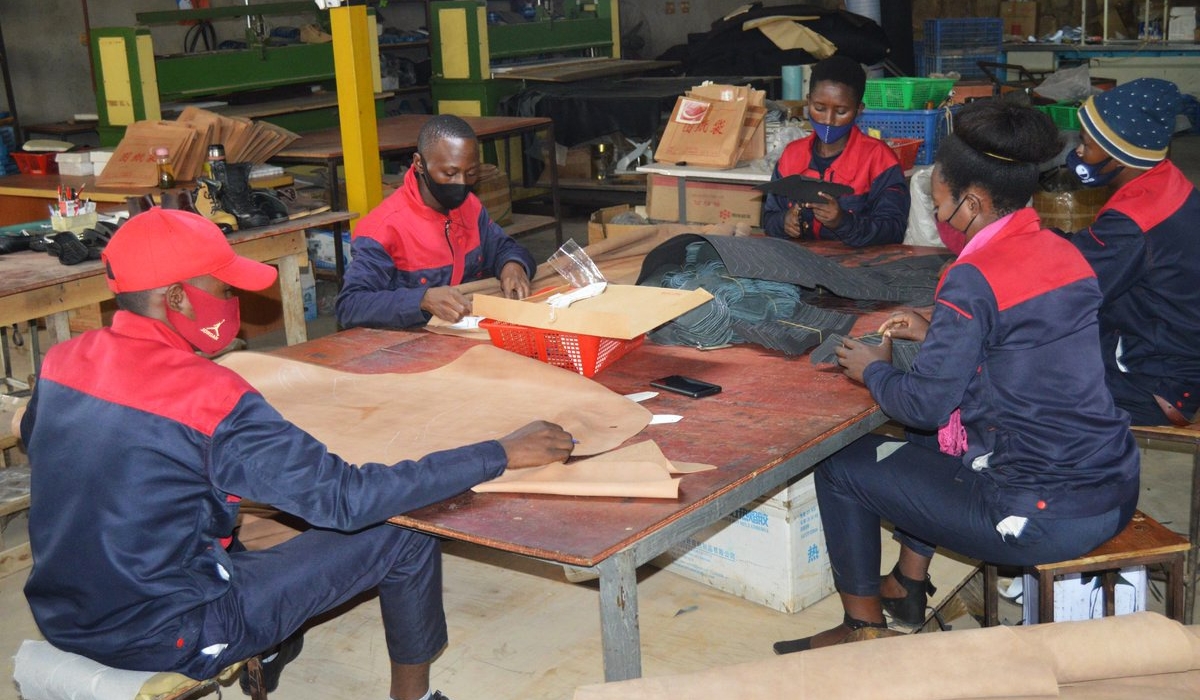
top-left (881, 563), bottom-right (936, 627)
top-left (773, 613), bottom-right (893, 655)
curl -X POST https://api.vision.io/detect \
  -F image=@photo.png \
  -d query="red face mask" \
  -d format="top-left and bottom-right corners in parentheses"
top-left (166, 282), bottom-right (241, 355)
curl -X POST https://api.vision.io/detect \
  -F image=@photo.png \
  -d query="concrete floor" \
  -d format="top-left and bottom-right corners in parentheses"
top-left (3, 133), bottom-right (1200, 700)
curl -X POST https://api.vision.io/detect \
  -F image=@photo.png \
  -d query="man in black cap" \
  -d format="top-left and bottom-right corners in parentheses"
top-left (1067, 78), bottom-right (1200, 426)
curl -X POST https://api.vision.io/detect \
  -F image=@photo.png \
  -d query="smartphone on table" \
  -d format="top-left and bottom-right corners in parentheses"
top-left (650, 375), bottom-right (722, 399)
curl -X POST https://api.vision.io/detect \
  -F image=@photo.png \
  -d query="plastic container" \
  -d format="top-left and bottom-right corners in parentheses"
top-left (154, 146), bottom-right (175, 189)
top-left (1036, 102), bottom-right (1082, 131)
top-left (12, 152), bottom-right (57, 175)
top-left (923, 18), bottom-right (1003, 53)
top-left (885, 138), bottom-right (924, 171)
top-left (863, 78), bottom-right (954, 110)
top-left (478, 318), bottom-right (643, 378)
top-left (858, 106), bottom-right (957, 166)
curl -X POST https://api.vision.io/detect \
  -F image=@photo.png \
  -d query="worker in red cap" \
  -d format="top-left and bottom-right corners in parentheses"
top-left (20, 208), bottom-right (573, 700)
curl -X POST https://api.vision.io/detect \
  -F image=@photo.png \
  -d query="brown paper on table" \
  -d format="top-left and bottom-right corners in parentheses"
top-left (473, 284), bottom-right (712, 340)
top-left (96, 120), bottom-right (199, 187)
top-left (687, 82), bottom-right (767, 162)
top-left (217, 344), bottom-right (651, 466)
top-left (474, 440), bottom-right (715, 498)
top-left (744, 16), bottom-right (836, 59)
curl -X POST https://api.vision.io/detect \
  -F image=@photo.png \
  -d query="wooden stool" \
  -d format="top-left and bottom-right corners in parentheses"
top-left (983, 510), bottom-right (1190, 626)
top-left (13, 639), bottom-right (268, 700)
top-left (1130, 423), bottom-right (1200, 624)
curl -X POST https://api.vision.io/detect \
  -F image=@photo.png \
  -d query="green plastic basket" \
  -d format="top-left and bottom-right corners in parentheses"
top-left (1036, 101), bottom-right (1081, 131)
top-left (863, 78), bottom-right (955, 110)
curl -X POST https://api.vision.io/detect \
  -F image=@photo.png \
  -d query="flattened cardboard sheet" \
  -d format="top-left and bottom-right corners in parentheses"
top-left (473, 284), bottom-right (713, 340)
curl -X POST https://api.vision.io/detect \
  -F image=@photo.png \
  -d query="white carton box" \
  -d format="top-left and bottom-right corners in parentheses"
top-left (304, 228), bottom-right (352, 271)
top-left (1169, 7), bottom-right (1196, 41)
top-left (1021, 566), bottom-right (1147, 624)
top-left (653, 474), bottom-right (834, 613)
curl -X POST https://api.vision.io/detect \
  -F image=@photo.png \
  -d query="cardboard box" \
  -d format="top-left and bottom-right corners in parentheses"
top-left (1169, 7), bottom-right (1197, 42)
top-left (1021, 567), bottom-right (1147, 623)
top-left (1001, 1), bottom-right (1039, 38)
top-left (473, 284), bottom-right (712, 341)
top-left (653, 474), bottom-right (835, 613)
top-left (587, 204), bottom-right (658, 245)
top-left (1033, 186), bottom-right (1109, 233)
top-left (305, 228), bottom-right (352, 271)
top-left (646, 174), bottom-right (763, 226)
top-left (475, 163), bottom-right (512, 226)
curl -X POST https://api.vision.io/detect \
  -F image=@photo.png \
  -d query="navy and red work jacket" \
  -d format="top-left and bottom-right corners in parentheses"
top-left (762, 126), bottom-right (910, 247)
top-left (1070, 160), bottom-right (1200, 420)
top-left (864, 208), bottom-right (1139, 519)
top-left (335, 166), bottom-right (536, 329)
top-left (21, 311), bottom-right (507, 673)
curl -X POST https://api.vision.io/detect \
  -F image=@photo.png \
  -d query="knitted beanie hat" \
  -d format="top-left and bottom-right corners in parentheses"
top-left (1078, 78), bottom-right (1180, 169)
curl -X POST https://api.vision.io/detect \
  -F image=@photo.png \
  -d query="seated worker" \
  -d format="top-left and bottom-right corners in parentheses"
top-left (1066, 78), bottom-right (1200, 427)
top-left (775, 101), bottom-right (1139, 652)
top-left (21, 208), bottom-right (574, 700)
top-left (336, 114), bottom-right (537, 329)
top-left (761, 55), bottom-right (910, 247)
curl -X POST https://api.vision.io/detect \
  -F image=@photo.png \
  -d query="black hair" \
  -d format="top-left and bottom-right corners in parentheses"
top-left (808, 55), bottom-right (867, 104)
top-left (935, 100), bottom-right (1062, 215)
top-left (114, 290), bottom-right (156, 315)
top-left (416, 114), bottom-right (478, 154)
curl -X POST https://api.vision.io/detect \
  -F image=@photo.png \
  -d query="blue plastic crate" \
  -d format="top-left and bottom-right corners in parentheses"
top-left (921, 52), bottom-right (1002, 79)
top-left (857, 107), bottom-right (957, 166)
top-left (924, 18), bottom-right (1003, 53)
top-left (0, 126), bottom-right (16, 176)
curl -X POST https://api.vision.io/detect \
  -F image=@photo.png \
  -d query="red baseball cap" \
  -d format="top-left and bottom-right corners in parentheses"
top-left (102, 208), bottom-right (278, 293)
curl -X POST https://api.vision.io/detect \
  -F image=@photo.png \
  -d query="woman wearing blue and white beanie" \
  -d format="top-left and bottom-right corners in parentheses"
top-left (1067, 77), bottom-right (1200, 427)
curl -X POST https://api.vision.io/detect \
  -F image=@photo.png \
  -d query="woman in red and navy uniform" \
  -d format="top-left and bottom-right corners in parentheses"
top-left (336, 115), bottom-right (536, 329)
top-left (774, 100), bottom-right (1139, 654)
top-left (761, 55), bottom-right (909, 247)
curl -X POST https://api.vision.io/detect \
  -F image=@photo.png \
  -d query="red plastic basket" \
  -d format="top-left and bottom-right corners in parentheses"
top-left (478, 318), bottom-right (643, 378)
top-left (886, 138), bottom-right (924, 171)
top-left (13, 152), bottom-right (57, 175)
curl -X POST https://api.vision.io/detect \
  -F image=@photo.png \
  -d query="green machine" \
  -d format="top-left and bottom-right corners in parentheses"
top-left (429, 0), bottom-right (618, 117)
top-left (91, 1), bottom-right (384, 145)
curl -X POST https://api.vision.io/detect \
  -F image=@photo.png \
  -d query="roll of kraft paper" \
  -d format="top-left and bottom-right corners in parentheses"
top-left (782, 65), bottom-right (808, 101)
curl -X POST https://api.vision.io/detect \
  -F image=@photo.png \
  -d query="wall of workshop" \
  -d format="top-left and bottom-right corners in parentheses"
top-left (0, 0), bottom-right (318, 128)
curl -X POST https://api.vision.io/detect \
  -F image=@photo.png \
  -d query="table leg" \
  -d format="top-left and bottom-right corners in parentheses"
top-left (596, 550), bottom-right (642, 682)
top-left (328, 158), bottom-right (347, 288)
top-left (45, 312), bottom-right (70, 346)
top-left (275, 253), bottom-right (308, 346)
top-left (543, 123), bottom-right (564, 247)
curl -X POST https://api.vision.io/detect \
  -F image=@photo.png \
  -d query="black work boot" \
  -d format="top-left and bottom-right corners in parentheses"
top-left (219, 162), bottom-right (270, 229)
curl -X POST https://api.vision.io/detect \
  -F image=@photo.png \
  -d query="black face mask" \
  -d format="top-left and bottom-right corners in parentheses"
top-left (418, 155), bottom-right (472, 211)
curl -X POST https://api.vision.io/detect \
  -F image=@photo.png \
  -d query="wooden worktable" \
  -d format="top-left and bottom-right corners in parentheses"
top-left (269, 247), bottom-right (911, 681)
top-left (0, 210), bottom-right (353, 349)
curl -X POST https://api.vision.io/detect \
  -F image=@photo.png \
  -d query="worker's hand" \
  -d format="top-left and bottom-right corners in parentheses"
top-left (835, 335), bottom-right (892, 385)
top-left (808, 191), bottom-right (844, 229)
top-left (783, 204), bottom-right (803, 238)
top-left (877, 310), bottom-right (931, 343)
top-left (498, 420), bottom-right (575, 469)
top-left (420, 286), bottom-right (472, 323)
top-left (499, 261), bottom-right (531, 300)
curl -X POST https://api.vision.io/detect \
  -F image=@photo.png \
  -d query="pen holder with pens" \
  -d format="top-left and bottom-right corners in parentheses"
top-left (50, 206), bottom-right (97, 236)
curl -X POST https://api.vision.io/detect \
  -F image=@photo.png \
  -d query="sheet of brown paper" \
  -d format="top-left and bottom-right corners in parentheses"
top-left (474, 440), bottom-right (715, 498)
top-left (655, 95), bottom-right (748, 169)
top-left (744, 16), bottom-right (837, 58)
top-left (216, 345), bottom-right (651, 465)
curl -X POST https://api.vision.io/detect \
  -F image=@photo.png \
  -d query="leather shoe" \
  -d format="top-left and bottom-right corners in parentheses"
top-left (881, 563), bottom-right (936, 628)
top-left (773, 613), bottom-right (901, 655)
top-left (240, 632), bottom-right (304, 694)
